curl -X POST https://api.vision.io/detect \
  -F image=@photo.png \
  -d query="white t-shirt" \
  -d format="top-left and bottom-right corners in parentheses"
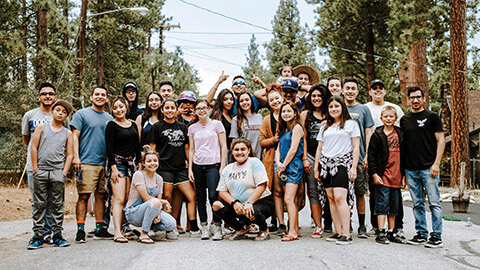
top-left (317, 120), bottom-right (360, 158)
top-left (216, 157), bottom-right (271, 203)
top-left (365, 101), bottom-right (404, 128)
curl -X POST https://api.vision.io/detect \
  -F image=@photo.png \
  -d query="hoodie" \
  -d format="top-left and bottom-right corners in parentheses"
top-left (122, 81), bottom-right (143, 120)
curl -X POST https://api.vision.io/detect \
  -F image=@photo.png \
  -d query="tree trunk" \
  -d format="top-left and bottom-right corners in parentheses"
top-left (62, 0), bottom-right (69, 50)
top-left (450, 0), bottom-right (469, 187)
top-left (398, 37), bottom-right (429, 108)
top-left (96, 0), bottom-right (104, 86)
top-left (365, 20), bottom-right (375, 99)
top-left (21, 0), bottom-right (27, 85)
top-left (36, 3), bottom-right (47, 85)
top-left (74, 0), bottom-right (88, 108)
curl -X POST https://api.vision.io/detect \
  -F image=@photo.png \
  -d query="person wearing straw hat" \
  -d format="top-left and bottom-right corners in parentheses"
top-left (293, 65), bottom-right (321, 97)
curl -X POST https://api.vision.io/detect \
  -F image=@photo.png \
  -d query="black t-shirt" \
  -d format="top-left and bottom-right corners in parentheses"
top-left (147, 120), bottom-right (188, 171)
top-left (221, 114), bottom-right (232, 149)
top-left (400, 110), bottom-right (443, 170)
top-left (105, 121), bottom-right (140, 164)
top-left (306, 113), bottom-right (325, 156)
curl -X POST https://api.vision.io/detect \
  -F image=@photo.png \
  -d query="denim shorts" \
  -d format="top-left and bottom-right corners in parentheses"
top-left (374, 185), bottom-right (400, 216)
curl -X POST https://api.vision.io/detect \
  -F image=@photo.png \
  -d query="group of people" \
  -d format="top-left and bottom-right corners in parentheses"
top-left (22, 63), bottom-right (445, 250)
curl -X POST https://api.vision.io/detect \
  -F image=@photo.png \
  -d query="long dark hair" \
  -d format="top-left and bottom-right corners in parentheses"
top-left (230, 137), bottom-right (256, 163)
top-left (324, 95), bottom-right (351, 133)
top-left (210, 89), bottom-right (234, 120)
top-left (304, 84), bottom-right (330, 124)
top-left (142, 92), bottom-right (163, 123)
top-left (189, 99), bottom-right (210, 126)
top-left (160, 98), bottom-right (178, 121)
top-left (235, 92), bottom-right (255, 135)
top-left (277, 101), bottom-right (300, 137)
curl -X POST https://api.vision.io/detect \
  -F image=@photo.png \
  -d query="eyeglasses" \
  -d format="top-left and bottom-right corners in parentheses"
top-left (408, 96), bottom-right (423, 101)
top-left (195, 106), bottom-right (209, 111)
top-left (232, 81), bottom-right (246, 86)
top-left (39, 92), bottom-right (56, 96)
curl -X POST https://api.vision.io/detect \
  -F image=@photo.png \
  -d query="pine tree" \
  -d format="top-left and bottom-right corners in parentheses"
top-left (265, 0), bottom-right (317, 77)
top-left (242, 35), bottom-right (274, 89)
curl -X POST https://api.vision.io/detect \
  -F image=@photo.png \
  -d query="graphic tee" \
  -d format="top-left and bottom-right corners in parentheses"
top-left (381, 129), bottom-right (402, 188)
top-left (147, 120), bottom-right (188, 171)
top-left (230, 114), bottom-right (263, 159)
top-left (217, 157), bottom-right (271, 203)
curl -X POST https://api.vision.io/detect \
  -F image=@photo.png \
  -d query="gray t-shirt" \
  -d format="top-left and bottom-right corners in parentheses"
top-left (37, 123), bottom-right (68, 170)
top-left (22, 108), bottom-right (52, 171)
top-left (229, 114), bottom-right (263, 159)
top-left (346, 103), bottom-right (374, 163)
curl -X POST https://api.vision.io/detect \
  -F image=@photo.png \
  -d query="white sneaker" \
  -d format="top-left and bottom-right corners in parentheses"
top-left (212, 226), bottom-right (223, 241)
top-left (189, 230), bottom-right (201, 238)
top-left (166, 230), bottom-right (178, 240)
top-left (201, 226), bottom-right (210, 240)
top-left (222, 225), bottom-right (233, 235)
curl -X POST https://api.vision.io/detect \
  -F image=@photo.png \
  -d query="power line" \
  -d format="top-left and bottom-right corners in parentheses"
top-left (178, 0), bottom-right (272, 32)
top-left (168, 43), bottom-right (244, 67)
top-left (168, 31), bottom-right (272, 35)
top-left (165, 35), bottom-right (249, 50)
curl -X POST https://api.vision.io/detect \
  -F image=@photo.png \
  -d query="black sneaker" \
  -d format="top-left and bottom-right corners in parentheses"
top-left (27, 234), bottom-right (44, 250)
top-left (277, 224), bottom-right (287, 236)
top-left (75, 230), bottom-right (86, 243)
top-left (336, 235), bottom-right (353, 245)
top-left (87, 229), bottom-right (95, 238)
top-left (357, 226), bottom-right (368, 239)
top-left (375, 230), bottom-right (390, 244)
top-left (424, 235), bottom-right (443, 248)
top-left (407, 233), bottom-right (427, 245)
top-left (387, 231), bottom-right (405, 244)
top-left (52, 233), bottom-right (70, 247)
top-left (326, 233), bottom-right (341, 242)
top-left (94, 228), bottom-right (114, 240)
top-left (268, 222), bottom-right (278, 232)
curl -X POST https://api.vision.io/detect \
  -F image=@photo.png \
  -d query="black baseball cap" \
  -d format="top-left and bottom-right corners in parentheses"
top-left (370, 79), bottom-right (385, 89)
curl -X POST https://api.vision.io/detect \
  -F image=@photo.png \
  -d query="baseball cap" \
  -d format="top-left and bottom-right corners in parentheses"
top-left (370, 79), bottom-right (385, 89)
top-left (282, 79), bottom-right (298, 91)
top-left (52, 99), bottom-right (73, 116)
top-left (178, 91), bottom-right (196, 103)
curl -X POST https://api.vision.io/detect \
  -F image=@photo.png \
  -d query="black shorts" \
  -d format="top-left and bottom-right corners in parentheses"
top-left (322, 166), bottom-right (349, 189)
top-left (158, 168), bottom-right (189, 187)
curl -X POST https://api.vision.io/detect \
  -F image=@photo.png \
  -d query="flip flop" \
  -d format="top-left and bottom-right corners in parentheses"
top-left (248, 224), bottom-right (260, 234)
top-left (229, 233), bottom-right (248, 241)
top-left (254, 232), bottom-right (270, 241)
top-left (113, 236), bottom-right (128, 243)
top-left (138, 236), bottom-right (154, 244)
top-left (281, 234), bottom-right (299, 242)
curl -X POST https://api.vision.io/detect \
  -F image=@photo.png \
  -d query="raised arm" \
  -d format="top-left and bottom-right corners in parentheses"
top-left (206, 71), bottom-right (229, 106)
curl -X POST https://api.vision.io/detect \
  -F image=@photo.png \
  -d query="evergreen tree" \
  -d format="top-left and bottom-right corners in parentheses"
top-left (265, 0), bottom-right (317, 78)
top-left (242, 35), bottom-right (274, 89)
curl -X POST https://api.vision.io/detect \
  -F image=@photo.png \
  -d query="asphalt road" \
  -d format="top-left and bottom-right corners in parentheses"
top-left (403, 201), bottom-right (480, 225)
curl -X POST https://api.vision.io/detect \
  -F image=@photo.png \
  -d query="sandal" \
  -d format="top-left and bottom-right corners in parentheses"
top-left (254, 232), bottom-right (270, 241)
top-left (113, 236), bottom-right (129, 243)
top-left (248, 224), bottom-right (260, 234)
top-left (229, 233), bottom-right (248, 241)
top-left (177, 226), bottom-right (186, 234)
top-left (281, 234), bottom-right (299, 242)
top-left (138, 236), bottom-right (154, 244)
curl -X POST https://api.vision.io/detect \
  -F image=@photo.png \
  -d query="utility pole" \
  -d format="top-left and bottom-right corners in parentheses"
top-left (155, 24), bottom-right (180, 54)
top-left (74, 0), bottom-right (88, 109)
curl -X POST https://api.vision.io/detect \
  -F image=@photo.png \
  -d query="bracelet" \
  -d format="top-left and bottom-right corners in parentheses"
top-left (245, 201), bottom-right (253, 205)
top-left (231, 199), bottom-right (241, 206)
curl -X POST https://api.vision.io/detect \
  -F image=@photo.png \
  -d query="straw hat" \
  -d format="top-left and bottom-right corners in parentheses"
top-left (293, 65), bottom-right (320, 84)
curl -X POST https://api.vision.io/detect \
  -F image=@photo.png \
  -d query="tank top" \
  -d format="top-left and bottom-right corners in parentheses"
top-left (306, 113), bottom-right (325, 156)
top-left (37, 123), bottom-right (68, 170)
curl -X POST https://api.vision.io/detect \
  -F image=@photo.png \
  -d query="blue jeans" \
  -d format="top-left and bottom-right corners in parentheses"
top-left (192, 163), bottom-right (221, 224)
top-left (125, 200), bottom-right (176, 232)
top-left (405, 168), bottom-right (442, 238)
top-left (28, 171), bottom-right (52, 236)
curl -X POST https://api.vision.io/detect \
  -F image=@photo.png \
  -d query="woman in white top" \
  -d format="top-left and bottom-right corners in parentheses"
top-left (314, 95), bottom-right (360, 245)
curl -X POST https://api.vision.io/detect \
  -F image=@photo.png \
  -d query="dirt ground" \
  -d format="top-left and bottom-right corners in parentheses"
top-left (0, 181), bottom-right (78, 222)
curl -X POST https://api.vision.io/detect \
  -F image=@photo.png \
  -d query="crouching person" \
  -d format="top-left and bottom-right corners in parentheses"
top-left (28, 100), bottom-right (74, 249)
top-left (213, 138), bottom-right (274, 241)
top-left (124, 145), bottom-right (176, 244)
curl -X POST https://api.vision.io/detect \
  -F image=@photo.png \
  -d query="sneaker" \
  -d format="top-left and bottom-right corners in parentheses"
top-left (311, 227), bottom-right (323, 238)
top-left (222, 225), bottom-right (233, 235)
top-left (75, 230), bottom-right (86, 243)
top-left (166, 230), bottom-right (178, 240)
top-left (375, 230), bottom-right (390, 244)
top-left (121, 226), bottom-right (136, 238)
top-left (212, 226), bottom-right (223, 241)
top-left (358, 226), bottom-right (368, 239)
top-left (277, 224), bottom-right (287, 236)
top-left (43, 234), bottom-right (53, 244)
top-left (407, 233), bottom-right (428, 245)
top-left (323, 226), bottom-right (333, 233)
top-left (394, 228), bottom-right (406, 242)
top-left (53, 233), bottom-right (70, 247)
top-left (149, 230), bottom-right (166, 241)
top-left (200, 226), bottom-right (210, 240)
top-left (27, 235), bottom-right (44, 250)
top-left (94, 228), bottom-right (114, 240)
top-left (336, 235), bottom-right (353, 245)
top-left (268, 223), bottom-right (278, 232)
top-left (189, 230), bottom-right (201, 238)
top-left (172, 228), bottom-right (180, 236)
top-left (369, 228), bottom-right (379, 237)
top-left (387, 231), bottom-right (405, 244)
top-left (424, 236), bottom-right (443, 248)
top-left (87, 229), bottom-right (95, 238)
top-left (326, 233), bottom-right (341, 242)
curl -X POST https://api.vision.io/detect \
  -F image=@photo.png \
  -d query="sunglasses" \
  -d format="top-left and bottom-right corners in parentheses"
top-left (39, 92), bottom-right (56, 96)
top-left (232, 81), bottom-right (246, 86)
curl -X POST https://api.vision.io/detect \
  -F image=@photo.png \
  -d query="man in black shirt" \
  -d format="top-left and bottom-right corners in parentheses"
top-left (400, 87), bottom-right (445, 248)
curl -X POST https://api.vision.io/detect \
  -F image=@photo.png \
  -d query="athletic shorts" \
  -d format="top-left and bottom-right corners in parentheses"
top-left (354, 165), bottom-right (368, 195)
top-left (158, 168), bottom-right (189, 187)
